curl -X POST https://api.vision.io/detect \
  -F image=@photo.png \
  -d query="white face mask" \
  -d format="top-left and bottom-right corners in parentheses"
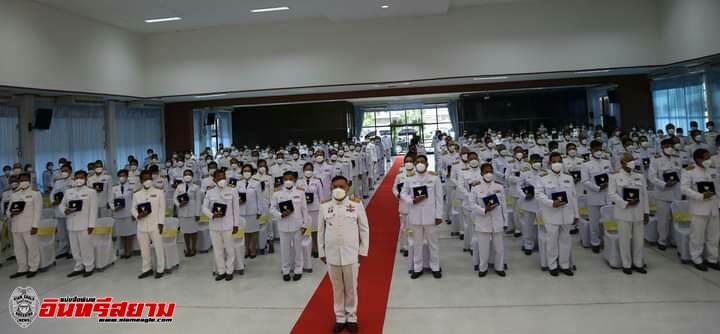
top-left (315, 156), bottom-right (324, 163)
top-left (515, 152), bottom-right (524, 160)
top-left (216, 179), bottom-right (227, 188)
top-left (292, 153), bottom-right (299, 160)
top-left (13, 168), bottom-right (22, 175)
top-left (230, 163), bottom-right (239, 169)
top-left (242, 172), bottom-right (252, 179)
top-left (469, 160), bottom-right (480, 168)
top-left (304, 171), bottom-right (314, 178)
top-left (667, 129), bottom-right (675, 135)
top-left (208, 168), bottom-right (217, 175)
top-left (531, 162), bottom-right (542, 170)
top-left (663, 147), bottom-right (674, 156)
top-left (673, 143), bottom-right (682, 150)
top-left (19, 181), bottom-right (30, 189)
top-left (330, 155), bottom-right (338, 162)
top-left (183, 175), bottom-right (193, 183)
top-left (624, 160), bottom-right (636, 169)
top-left (415, 163), bottom-right (427, 173)
top-left (74, 178), bottom-right (86, 187)
top-left (26, 167), bottom-right (33, 172)
top-left (567, 149), bottom-right (577, 157)
top-left (258, 167), bottom-right (267, 175)
top-left (284, 180), bottom-right (295, 189)
top-left (694, 135), bottom-right (703, 142)
top-left (580, 139), bottom-right (588, 145)
top-left (550, 162), bottom-right (563, 173)
top-left (130, 165), bottom-right (138, 171)
top-left (94, 168), bottom-right (103, 174)
top-left (60, 172), bottom-right (70, 179)
top-left (640, 141), bottom-right (650, 148)
top-left (276, 158), bottom-right (285, 164)
top-left (119, 177), bottom-right (127, 184)
top-left (332, 188), bottom-right (347, 201)
top-left (142, 180), bottom-right (153, 189)
top-left (482, 172), bottom-right (494, 182)
top-left (592, 150), bottom-right (603, 159)
top-left (486, 142), bottom-right (495, 148)
top-left (460, 154), bottom-right (468, 161)
top-left (404, 162), bottom-right (414, 171)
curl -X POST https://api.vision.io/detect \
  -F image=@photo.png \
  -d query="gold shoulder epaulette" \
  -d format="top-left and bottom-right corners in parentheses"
top-left (540, 171), bottom-right (548, 176)
top-left (296, 187), bottom-right (305, 191)
top-left (461, 167), bottom-right (469, 171)
top-left (321, 199), bottom-right (331, 204)
top-left (686, 165), bottom-right (695, 171)
top-left (429, 171), bottom-right (438, 176)
top-left (522, 167), bottom-right (530, 172)
top-left (655, 154), bottom-right (661, 158)
top-left (407, 171), bottom-right (415, 177)
top-left (350, 197), bottom-right (361, 203)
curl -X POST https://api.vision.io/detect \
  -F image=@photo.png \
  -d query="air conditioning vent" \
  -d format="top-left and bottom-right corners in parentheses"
top-left (127, 100), bottom-right (164, 109)
top-left (57, 95), bottom-right (106, 106)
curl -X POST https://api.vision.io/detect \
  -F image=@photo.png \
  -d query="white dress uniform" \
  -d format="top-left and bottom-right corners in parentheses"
top-left (270, 185), bottom-right (311, 275)
top-left (131, 186), bottom-right (166, 274)
top-left (109, 181), bottom-right (135, 237)
top-left (202, 185), bottom-right (244, 275)
top-left (680, 165), bottom-right (720, 265)
top-left (466, 179), bottom-right (508, 272)
top-left (59, 185), bottom-right (98, 272)
top-left (393, 168), bottom-right (413, 253)
top-left (88, 171), bottom-right (112, 217)
top-left (536, 170), bottom-right (580, 271)
top-left (51, 177), bottom-right (73, 255)
top-left (517, 168), bottom-right (543, 251)
top-left (174, 181), bottom-right (201, 234)
top-left (400, 170), bottom-right (444, 273)
top-left (608, 169), bottom-right (649, 269)
top-left (647, 153), bottom-right (682, 247)
top-left (581, 156), bottom-right (612, 247)
top-left (505, 158), bottom-right (531, 234)
top-left (318, 196), bottom-right (370, 324)
top-left (7, 186), bottom-right (42, 273)
top-left (314, 161), bottom-right (334, 201)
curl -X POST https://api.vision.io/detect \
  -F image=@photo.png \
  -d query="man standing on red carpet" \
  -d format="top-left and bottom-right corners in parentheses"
top-left (319, 175), bottom-right (370, 333)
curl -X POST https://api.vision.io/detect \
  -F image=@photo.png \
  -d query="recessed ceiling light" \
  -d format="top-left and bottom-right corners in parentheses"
top-left (144, 17), bottom-right (182, 23)
top-left (250, 6), bottom-right (290, 13)
top-left (195, 93), bottom-right (227, 99)
top-left (381, 5), bottom-right (390, 9)
top-left (473, 76), bottom-right (509, 80)
top-left (574, 69), bottom-right (610, 74)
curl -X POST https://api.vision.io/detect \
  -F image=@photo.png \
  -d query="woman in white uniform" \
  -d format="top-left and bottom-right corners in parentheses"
top-left (301, 162), bottom-right (323, 261)
top-left (174, 169), bottom-right (201, 257)
top-left (110, 169), bottom-right (135, 259)
top-left (237, 164), bottom-right (267, 258)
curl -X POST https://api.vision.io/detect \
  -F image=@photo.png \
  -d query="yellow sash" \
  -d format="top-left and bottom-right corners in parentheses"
top-left (36, 227), bottom-right (56, 236)
top-left (93, 226), bottom-right (113, 236)
top-left (672, 211), bottom-right (691, 224)
top-left (603, 220), bottom-right (619, 232)
top-left (535, 216), bottom-right (545, 226)
top-left (232, 229), bottom-right (245, 239)
top-left (578, 207), bottom-right (589, 217)
top-left (258, 215), bottom-right (270, 225)
top-left (165, 208), bottom-right (174, 217)
top-left (161, 229), bottom-right (178, 239)
top-left (198, 216), bottom-right (209, 223)
top-left (506, 196), bottom-right (515, 207)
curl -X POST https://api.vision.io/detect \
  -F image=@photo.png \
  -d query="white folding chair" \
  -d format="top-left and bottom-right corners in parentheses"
top-left (36, 218), bottom-right (57, 270)
top-left (161, 217), bottom-right (180, 272)
top-left (670, 200), bottom-right (692, 263)
top-left (93, 217), bottom-right (116, 270)
top-left (197, 216), bottom-right (212, 253)
top-left (41, 208), bottom-right (55, 219)
top-left (600, 205), bottom-right (622, 268)
top-left (577, 195), bottom-right (592, 248)
top-left (232, 228), bottom-right (246, 274)
top-left (644, 191), bottom-right (659, 244)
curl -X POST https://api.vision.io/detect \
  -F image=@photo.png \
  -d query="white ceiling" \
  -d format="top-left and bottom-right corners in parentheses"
top-left (32, 0), bottom-right (540, 34)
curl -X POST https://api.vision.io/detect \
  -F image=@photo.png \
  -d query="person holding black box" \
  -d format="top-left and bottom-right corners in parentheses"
top-left (87, 161), bottom-right (112, 218)
top-left (175, 169), bottom-right (201, 257)
top-left (110, 169), bottom-right (135, 259)
top-left (517, 154), bottom-right (545, 255)
top-left (202, 169), bottom-right (244, 281)
top-left (59, 170), bottom-right (98, 277)
top-left (608, 153), bottom-right (649, 275)
top-left (238, 164), bottom-right (267, 259)
top-left (7, 173), bottom-right (42, 278)
top-left (300, 162), bottom-right (323, 264)
top-left (680, 148), bottom-right (720, 271)
top-left (504, 146), bottom-right (530, 238)
top-left (581, 140), bottom-right (612, 253)
top-left (131, 170), bottom-right (166, 279)
top-left (393, 155), bottom-right (416, 258)
top-left (270, 171), bottom-right (311, 281)
top-left (647, 138), bottom-right (683, 251)
top-left (466, 163), bottom-right (508, 277)
top-left (400, 155), bottom-right (444, 279)
top-left (50, 164), bottom-right (74, 259)
top-left (537, 152), bottom-right (580, 277)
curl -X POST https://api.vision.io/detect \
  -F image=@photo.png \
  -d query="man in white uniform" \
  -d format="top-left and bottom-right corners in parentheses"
top-left (319, 176), bottom-right (370, 334)
top-left (59, 170), bottom-right (98, 277)
top-left (7, 173), bottom-right (42, 278)
top-left (202, 169), bottom-right (244, 281)
top-left (132, 171), bottom-right (166, 279)
top-left (271, 171), bottom-right (311, 281)
top-left (581, 140), bottom-right (612, 253)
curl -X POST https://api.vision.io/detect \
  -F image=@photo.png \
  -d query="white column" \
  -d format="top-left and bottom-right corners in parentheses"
top-left (105, 101), bottom-right (118, 174)
top-left (17, 94), bottom-right (35, 165)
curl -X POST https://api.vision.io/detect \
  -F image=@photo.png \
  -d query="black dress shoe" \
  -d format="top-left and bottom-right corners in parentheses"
top-left (514, 232), bottom-right (522, 238)
top-left (591, 246), bottom-right (601, 253)
top-left (478, 270), bottom-right (487, 277)
top-left (459, 234), bottom-right (464, 240)
top-left (346, 322), bottom-right (358, 333)
top-left (215, 274), bottom-right (227, 281)
top-left (706, 262), bottom-right (720, 271)
top-left (66, 253), bottom-right (73, 259)
top-left (283, 274), bottom-right (291, 281)
top-left (311, 251), bottom-right (319, 258)
top-left (432, 271), bottom-right (442, 279)
top-left (569, 228), bottom-right (579, 235)
top-left (249, 255), bottom-right (256, 259)
top-left (402, 250), bottom-right (408, 257)
top-left (26, 271), bottom-right (37, 278)
top-left (55, 253), bottom-right (68, 259)
top-left (524, 249), bottom-right (532, 256)
top-left (138, 270), bottom-right (154, 279)
top-left (560, 268), bottom-right (574, 276)
top-left (237, 269), bottom-right (245, 275)
top-left (693, 263), bottom-right (708, 271)
top-left (83, 270), bottom-right (94, 277)
top-left (332, 322), bottom-right (346, 333)
top-left (550, 268), bottom-right (559, 276)
top-left (410, 271), bottom-right (422, 279)
top-left (225, 273), bottom-right (233, 281)
top-left (633, 266), bottom-right (647, 274)
top-left (10, 272), bottom-right (28, 279)
top-left (303, 268), bottom-right (313, 273)
top-left (67, 270), bottom-right (84, 278)
top-left (293, 274), bottom-right (302, 281)
top-left (154, 272), bottom-right (164, 279)
top-left (496, 270), bottom-right (506, 277)
top-left (658, 244), bottom-right (667, 251)
top-left (622, 268), bottom-right (633, 275)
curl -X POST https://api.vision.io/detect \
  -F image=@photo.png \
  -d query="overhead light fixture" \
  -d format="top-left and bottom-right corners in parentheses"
top-left (144, 17), bottom-right (182, 23)
top-left (381, 5), bottom-right (390, 9)
top-left (575, 69), bottom-right (610, 74)
top-left (195, 93), bottom-right (227, 99)
top-left (250, 6), bottom-right (290, 13)
top-left (473, 76), bottom-right (509, 80)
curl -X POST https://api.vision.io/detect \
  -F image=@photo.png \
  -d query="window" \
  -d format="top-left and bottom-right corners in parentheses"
top-left (652, 74), bottom-right (708, 131)
top-left (0, 104), bottom-right (19, 168)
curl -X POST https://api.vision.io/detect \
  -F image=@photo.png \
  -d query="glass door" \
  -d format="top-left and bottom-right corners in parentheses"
top-left (391, 125), bottom-right (423, 155)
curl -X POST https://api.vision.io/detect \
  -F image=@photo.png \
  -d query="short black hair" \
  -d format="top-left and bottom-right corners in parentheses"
top-left (283, 170), bottom-right (297, 179)
top-left (590, 140), bottom-right (603, 150)
top-left (693, 148), bottom-right (709, 162)
top-left (117, 169), bottom-right (128, 177)
top-left (549, 152), bottom-right (562, 161)
top-left (331, 175), bottom-right (349, 184)
top-left (140, 170), bottom-right (153, 179)
top-left (303, 162), bottom-right (314, 170)
top-left (75, 170), bottom-right (88, 177)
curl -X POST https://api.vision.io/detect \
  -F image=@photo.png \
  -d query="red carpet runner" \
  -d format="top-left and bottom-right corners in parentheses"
top-left (291, 158), bottom-right (402, 334)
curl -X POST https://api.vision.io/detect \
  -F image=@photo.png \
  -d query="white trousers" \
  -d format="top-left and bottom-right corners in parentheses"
top-left (328, 263), bottom-right (359, 323)
top-left (280, 230), bottom-right (303, 275)
top-left (399, 214), bottom-right (408, 250)
top-left (617, 220), bottom-right (644, 268)
top-left (210, 230), bottom-right (235, 275)
top-left (522, 211), bottom-right (538, 250)
top-left (409, 224), bottom-right (440, 272)
top-left (138, 230), bottom-right (164, 273)
top-left (655, 200), bottom-right (673, 246)
top-left (588, 205), bottom-right (602, 246)
top-left (690, 215), bottom-right (720, 264)
top-left (476, 231), bottom-right (504, 272)
top-left (12, 231), bottom-right (39, 272)
top-left (68, 230), bottom-right (94, 272)
top-left (545, 224), bottom-right (572, 270)
top-left (56, 217), bottom-right (70, 255)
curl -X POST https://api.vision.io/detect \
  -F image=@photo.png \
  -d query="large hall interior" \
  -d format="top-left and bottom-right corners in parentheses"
top-left (1, 0), bottom-right (719, 333)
